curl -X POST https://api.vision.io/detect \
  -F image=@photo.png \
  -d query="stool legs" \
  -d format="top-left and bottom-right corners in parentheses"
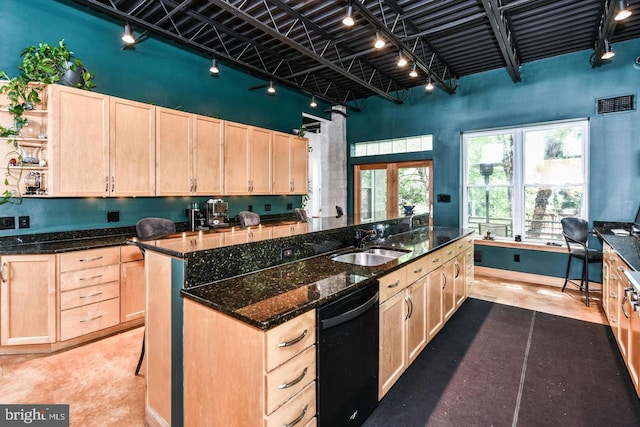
top-left (135, 329), bottom-right (145, 376)
top-left (562, 254), bottom-right (572, 292)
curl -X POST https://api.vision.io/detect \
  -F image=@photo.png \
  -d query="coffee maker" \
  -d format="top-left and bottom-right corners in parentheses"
top-left (205, 198), bottom-right (229, 227)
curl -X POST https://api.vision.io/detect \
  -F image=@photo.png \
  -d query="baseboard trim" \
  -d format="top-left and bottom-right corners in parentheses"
top-left (475, 266), bottom-right (602, 290)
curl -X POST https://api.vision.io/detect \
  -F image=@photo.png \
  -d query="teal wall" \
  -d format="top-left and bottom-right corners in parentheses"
top-left (347, 38), bottom-right (640, 278)
top-left (0, 0), bottom-right (328, 235)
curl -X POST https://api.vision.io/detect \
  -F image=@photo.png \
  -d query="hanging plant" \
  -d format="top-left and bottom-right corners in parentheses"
top-left (0, 39), bottom-right (96, 205)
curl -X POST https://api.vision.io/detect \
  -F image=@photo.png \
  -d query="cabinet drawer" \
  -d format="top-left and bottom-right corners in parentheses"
top-left (406, 257), bottom-right (429, 284)
top-left (428, 246), bottom-right (456, 270)
top-left (265, 381), bottom-right (316, 427)
top-left (265, 345), bottom-right (316, 415)
top-left (265, 310), bottom-right (316, 372)
top-left (60, 264), bottom-right (120, 291)
top-left (60, 297), bottom-right (120, 341)
top-left (379, 267), bottom-right (407, 303)
top-left (121, 245), bottom-right (144, 262)
top-left (60, 247), bottom-right (120, 272)
top-left (60, 281), bottom-right (120, 310)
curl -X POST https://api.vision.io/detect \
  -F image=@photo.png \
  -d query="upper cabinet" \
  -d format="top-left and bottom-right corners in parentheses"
top-left (49, 85), bottom-right (110, 196)
top-left (224, 122), bottom-right (272, 195)
top-left (48, 85), bottom-right (155, 197)
top-left (192, 115), bottom-right (224, 195)
top-left (273, 132), bottom-right (308, 195)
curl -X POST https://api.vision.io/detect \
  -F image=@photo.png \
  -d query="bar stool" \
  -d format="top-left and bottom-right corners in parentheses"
top-left (560, 217), bottom-right (603, 306)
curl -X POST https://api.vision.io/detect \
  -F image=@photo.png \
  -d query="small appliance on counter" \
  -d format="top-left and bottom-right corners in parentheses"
top-left (187, 202), bottom-right (206, 231)
top-left (205, 198), bottom-right (230, 227)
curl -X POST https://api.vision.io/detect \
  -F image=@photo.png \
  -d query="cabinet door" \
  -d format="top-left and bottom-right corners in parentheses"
top-left (426, 269), bottom-right (444, 340)
top-left (110, 97), bottom-right (155, 196)
top-left (406, 277), bottom-right (427, 364)
top-left (49, 85), bottom-right (109, 196)
top-left (290, 136), bottom-right (308, 194)
top-left (378, 291), bottom-right (406, 399)
top-left (443, 259), bottom-right (456, 321)
top-left (272, 132), bottom-right (292, 194)
top-left (249, 126), bottom-right (272, 194)
top-left (454, 254), bottom-right (466, 308)
top-left (193, 115), bottom-right (224, 195)
top-left (629, 298), bottom-right (640, 393)
top-left (1, 254), bottom-right (56, 345)
top-left (224, 121), bottom-right (250, 195)
top-left (121, 260), bottom-right (145, 323)
top-left (156, 107), bottom-right (192, 195)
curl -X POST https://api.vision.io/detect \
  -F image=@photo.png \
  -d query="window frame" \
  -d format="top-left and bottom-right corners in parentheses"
top-left (461, 119), bottom-right (590, 242)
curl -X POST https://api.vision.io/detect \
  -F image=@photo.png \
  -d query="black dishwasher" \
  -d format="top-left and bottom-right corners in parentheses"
top-left (317, 280), bottom-right (379, 427)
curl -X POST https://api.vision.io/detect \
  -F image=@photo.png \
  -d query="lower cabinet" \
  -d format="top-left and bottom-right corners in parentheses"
top-left (120, 245), bottom-right (145, 323)
top-left (0, 254), bottom-right (57, 346)
top-left (183, 300), bottom-right (316, 427)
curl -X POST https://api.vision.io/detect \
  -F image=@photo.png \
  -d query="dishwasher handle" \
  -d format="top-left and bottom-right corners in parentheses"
top-left (320, 291), bottom-right (379, 330)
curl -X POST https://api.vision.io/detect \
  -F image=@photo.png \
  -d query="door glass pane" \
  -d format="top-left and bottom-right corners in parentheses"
top-left (360, 169), bottom-right (387, 221)
top-left (398, 167), bottom-right (430, 216)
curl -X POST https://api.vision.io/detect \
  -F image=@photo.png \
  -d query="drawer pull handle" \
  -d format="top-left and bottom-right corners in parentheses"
top-left (80, 256), bottom-right (103, 262)
top-left (0, 262), bottom-right (6, 283)
top-left (79, 315), bottom-right (103, 323)
top-left (282, 404), bottom-right (308, 427)
top-left (388, 280), bottom-right (400, 288)
top-left (432, 257), bottom-right (440, 263)
top-left (79, 274), bottom-right (103, 281)
top-left (278, 329), bottom-right (308, 348)
top-left (413, 267), bottom-right (423, 274)
top-left (80, 292), bottom-right (103, 299)
top-left (278, 367), bottom-right (308, 389)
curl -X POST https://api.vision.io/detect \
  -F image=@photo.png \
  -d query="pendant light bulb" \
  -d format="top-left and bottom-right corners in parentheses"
top-left (615, 0), bottom-right (632, 21)
top-left (343, 5), bottom-right (355, 26)
top-left (122, 23), bottom-right (135, 44)
top-left (397, 52), bottom-right (407, 67)
top-left (268, 81), bottom-right (276, 94)
top-left (425, 77), bottom-right (434, 92)
top-left (209, 58), bottom-right (220, 74)
top-left (409, 64), bottom-right (418, 78)
top-left (602, 40), bottom-right (615, 60)
top-left (374, 31), bottom-right (385, 49)
top-left (310, 95), bottom-right (317, 108)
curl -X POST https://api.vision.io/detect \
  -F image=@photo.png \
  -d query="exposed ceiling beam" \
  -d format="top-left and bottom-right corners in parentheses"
top-left (480, 0), bottom-right (521, 82)
top-left (592, 0), bottom-right (620, 68)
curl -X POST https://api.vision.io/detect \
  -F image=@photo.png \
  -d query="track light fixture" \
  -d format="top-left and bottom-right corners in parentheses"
top-left (397, 51), bottom-right (407, 67)
top-left (615, 0), bottom-right (632, 21)
top-left (374, 31), bottom-right (385, 49)
top-left (425, 76), bottom-right (434, 92)
top-left (209, 58), bottom-right (220, 74)
top-left (409, 64), bottom-right (418, 78)
top-left (310, 95), bottom-right (317, 108)
top-left (268, 80), bottom-right (276, 94)
top-left (122, 23), bottom-right (135, 44)
top-left (602, 39), bottom-right (615, 59)
top-left (343, 4), bottom-right (355, 26)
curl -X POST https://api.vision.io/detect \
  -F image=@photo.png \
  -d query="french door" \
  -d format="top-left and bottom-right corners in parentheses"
top-left (354, 161), bottom-right (433, 223)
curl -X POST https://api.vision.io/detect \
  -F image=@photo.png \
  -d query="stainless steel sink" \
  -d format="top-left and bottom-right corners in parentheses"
top-left (331, 247), bottom-right (411, 267)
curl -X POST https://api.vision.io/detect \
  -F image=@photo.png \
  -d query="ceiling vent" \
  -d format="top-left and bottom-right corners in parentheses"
top-left (596, 94), bottom-right (635, 114)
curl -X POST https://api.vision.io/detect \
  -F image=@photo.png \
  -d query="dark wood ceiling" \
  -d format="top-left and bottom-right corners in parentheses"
top-left (70, 0), bottom-right (640, 111)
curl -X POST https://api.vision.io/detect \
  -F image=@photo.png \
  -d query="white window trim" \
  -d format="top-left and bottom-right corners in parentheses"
top-left (461, 119), bottom-right (590, 243)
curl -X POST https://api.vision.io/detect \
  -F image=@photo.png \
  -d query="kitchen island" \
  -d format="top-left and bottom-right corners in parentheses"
top-left (132, 215), bottom-right (473, 427)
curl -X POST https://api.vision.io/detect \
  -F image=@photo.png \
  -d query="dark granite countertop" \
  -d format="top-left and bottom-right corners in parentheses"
top-left (181, 226), bottom-right (472, 330)
top-left (595, 229), bottom-right (640, 271)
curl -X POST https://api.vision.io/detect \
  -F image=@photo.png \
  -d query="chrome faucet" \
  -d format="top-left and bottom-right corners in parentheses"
top-left (354, 229), bottom-right (376, 249)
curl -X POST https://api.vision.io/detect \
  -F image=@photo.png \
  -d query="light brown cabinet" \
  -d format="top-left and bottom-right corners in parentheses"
top-left (183, 300), bottom-right (316, 426)
top-left (120, 245), bottom-right (145, 323)
top-left (192, 115), bottom-right (224, 195)
top-left (224, 121), bottom-right (272, 195)
top-left (273, 131), bottom-right (308, 194)
top-left (0, 254), bottom-right (56, 346)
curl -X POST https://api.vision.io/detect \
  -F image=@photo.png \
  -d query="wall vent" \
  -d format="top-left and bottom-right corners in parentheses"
top-left (596, 94), bottom-right (635, 114)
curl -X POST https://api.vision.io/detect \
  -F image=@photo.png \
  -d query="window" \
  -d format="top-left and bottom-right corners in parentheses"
top-left (354, 161), bottom-right (433, 223)
top-left (462, 120), bottom-right (589, 241)
top-left (352, 135), bottom-right (433, 157)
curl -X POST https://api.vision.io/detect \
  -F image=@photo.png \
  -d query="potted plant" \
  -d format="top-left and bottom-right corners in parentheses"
top-left (0, 39), bottom-right (96, 204)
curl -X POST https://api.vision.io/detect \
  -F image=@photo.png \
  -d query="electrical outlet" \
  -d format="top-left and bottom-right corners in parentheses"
top-left (287, 203), bottom-right (293, 210)
top-left (0, 216), bottom-right (15, 230)
top-left (281, 247), bottom-right (294, 260)
top-left (248, 204), bottom-right (253, 212)
top-left (265, 204), bottom-right (272, 211)
top-left (107, 211), bottom-right (120, 222)
top-left (437, 194), bottom-right (451, 203)
top-left (514, 254), bottom-right (520, 262)
top-left (18, 216), bottom-right (30, 228)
